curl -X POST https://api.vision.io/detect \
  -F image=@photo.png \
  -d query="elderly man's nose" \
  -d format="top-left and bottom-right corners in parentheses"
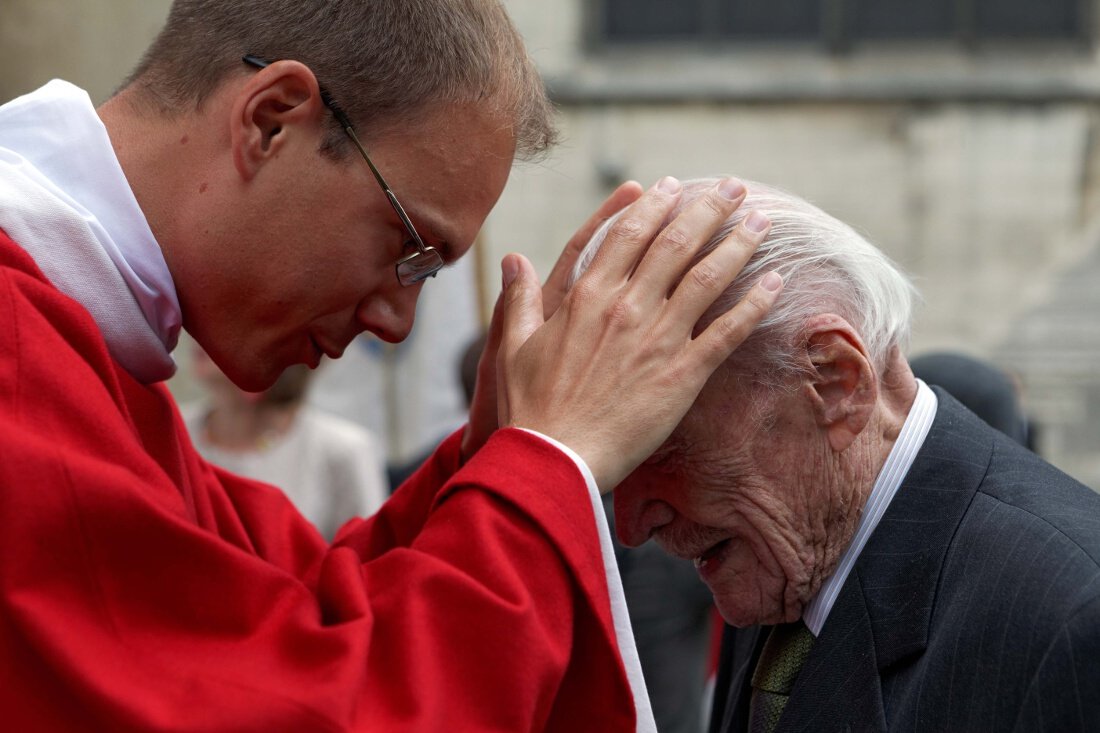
top-left (615, 519), bottom-right (648, 547)
top-left (614, 491), bottom-right (675, 547)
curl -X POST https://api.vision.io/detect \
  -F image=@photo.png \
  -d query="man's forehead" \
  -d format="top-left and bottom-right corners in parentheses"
top-left (404, 168), bottom-right (507, 264)
top-left (374, 111), bottom-right (513, 259)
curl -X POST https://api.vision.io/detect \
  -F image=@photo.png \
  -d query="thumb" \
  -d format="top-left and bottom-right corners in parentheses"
top-left (481, 289), bottom-right (505, 378)
top-left (499, 253), bottom-right (544, 362)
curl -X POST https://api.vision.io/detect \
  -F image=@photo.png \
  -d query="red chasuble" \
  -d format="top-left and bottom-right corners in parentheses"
top-left (0, 230), bottom-right (636, 731)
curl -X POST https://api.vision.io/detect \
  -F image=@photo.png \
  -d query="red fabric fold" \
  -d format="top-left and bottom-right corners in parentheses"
top-left (0, 230), bottom-right (635, 732)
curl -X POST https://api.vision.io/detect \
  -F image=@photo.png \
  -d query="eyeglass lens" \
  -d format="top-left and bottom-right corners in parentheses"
top-left (397, 249), bottom-right (445, 286)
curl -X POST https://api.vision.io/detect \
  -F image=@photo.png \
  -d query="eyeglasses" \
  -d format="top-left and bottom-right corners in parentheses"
top-left (242, 55), bottom-right (443, 286)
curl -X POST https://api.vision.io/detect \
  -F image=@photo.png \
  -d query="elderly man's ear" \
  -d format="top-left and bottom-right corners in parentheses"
top-left (801, 314), bottom-right (878, 453)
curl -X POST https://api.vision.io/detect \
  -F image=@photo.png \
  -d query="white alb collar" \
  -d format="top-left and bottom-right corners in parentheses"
top-left (0, 79), bottom-right (180, 382)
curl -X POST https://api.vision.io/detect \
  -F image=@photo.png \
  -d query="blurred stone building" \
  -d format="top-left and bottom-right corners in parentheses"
top-left (488, 0), bottom-right (1100, 488)
top-left (3, 0), bottom-right (1099, 487)
top-left (0, 1), bottom-right (168, 104)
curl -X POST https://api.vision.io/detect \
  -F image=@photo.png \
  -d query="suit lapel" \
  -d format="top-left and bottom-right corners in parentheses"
top-left (855, 390), bottom-right (991, 671)
top-left (709, 390), bottom-right (995, 733)
top-left (772, 570), bottom-right (885, 732)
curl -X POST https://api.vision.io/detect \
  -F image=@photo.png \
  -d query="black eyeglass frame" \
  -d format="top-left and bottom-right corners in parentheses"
top-left (242, 54), bottom-right (443, 286)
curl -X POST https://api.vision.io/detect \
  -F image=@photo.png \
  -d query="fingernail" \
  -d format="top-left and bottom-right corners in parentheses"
top-left (656, 176), bottom-right (682, 194)
top-left (502, 257), bottom-right (519, 287)
top-left (761, 271), bottom-right (782, 292)
top-left (744, 211), bottom-right (770, 233)
top-left (718, 178), bottom-right (746, 201)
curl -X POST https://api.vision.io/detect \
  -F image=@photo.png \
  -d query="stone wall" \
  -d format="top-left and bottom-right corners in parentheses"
top-left (488, 0), bottom-right (1100, 487)
top-left (0, 0), bottom-right (170, 104)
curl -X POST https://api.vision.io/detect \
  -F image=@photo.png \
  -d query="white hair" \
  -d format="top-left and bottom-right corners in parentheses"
top-left (571, 178), bottom-right (919, 389)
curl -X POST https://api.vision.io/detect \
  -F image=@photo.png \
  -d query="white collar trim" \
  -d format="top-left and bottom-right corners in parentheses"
top-left (0, 80), bottom-right (180, 382)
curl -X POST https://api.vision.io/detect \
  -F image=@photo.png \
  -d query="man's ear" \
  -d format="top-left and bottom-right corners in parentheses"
top-left (801, 314), bottom-right (877, 453)
top-left (229, 60), bottom-right (327, 181)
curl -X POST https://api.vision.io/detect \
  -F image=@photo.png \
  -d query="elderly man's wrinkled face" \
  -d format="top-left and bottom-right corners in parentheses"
top-left (613, 368), bottom-right (839, 627)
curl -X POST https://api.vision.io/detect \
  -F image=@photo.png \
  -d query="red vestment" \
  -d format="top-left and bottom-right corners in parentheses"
top-left (0, 230), bottom-right (637, 731)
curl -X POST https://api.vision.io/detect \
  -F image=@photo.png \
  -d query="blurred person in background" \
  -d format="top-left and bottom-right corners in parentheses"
top-left (383, 331), bottom-right (493, 491)
top-left (604, 491), bottom-right (717, 733)
top-left (572, 178), bottom-right (1100, 733)
top-left (0, 0), bottom-right (783, 729)
top-left (184, 345), bottom-right (388, 541)
top-left (909, 350), bottom-right (1032, 449)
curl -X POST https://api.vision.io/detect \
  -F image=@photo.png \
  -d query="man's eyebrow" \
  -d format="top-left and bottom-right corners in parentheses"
top-left (424, 221), bottom-right (457, 264)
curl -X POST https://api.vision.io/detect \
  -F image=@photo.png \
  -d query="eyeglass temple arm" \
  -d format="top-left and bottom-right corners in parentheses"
top-left (241, 55), bottom-right (427, 249)
top-left (241, 56), bottom-right (373, 174)
top-left (324, 108), bottom-right (429, 251)
top-left (338, 123), bottom-right (426, 249)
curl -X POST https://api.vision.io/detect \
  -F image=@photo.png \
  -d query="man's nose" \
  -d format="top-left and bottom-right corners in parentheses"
top-left (357, 280), bottom-right (423, 343)
top-left (613, 480), bottom-right (676, 547)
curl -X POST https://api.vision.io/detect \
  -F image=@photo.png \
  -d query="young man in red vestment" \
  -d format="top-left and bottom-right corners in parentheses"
top-left (0, 1), bottom-right (781, 730)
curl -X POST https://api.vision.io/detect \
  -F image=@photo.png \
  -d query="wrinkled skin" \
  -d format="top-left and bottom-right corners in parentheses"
top-left (614, 346), bottom-right (914, 627)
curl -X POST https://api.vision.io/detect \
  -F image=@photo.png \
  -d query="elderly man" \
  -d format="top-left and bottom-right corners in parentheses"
top-left (0, 2), bottom-right (784, 730)
top-left (576, 178), bottom-right (1100, 733)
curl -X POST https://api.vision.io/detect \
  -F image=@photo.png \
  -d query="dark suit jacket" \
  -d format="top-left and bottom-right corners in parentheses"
top-left (711, 388), bottom-right (1100, 733)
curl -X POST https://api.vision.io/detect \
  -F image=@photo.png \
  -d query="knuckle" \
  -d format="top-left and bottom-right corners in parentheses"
top-left (608, 215), bottom-right (647, 243)
top-left (725, 225), bottom-right (760, 254)
top-left (744, 289), bottom-right (774, 316)
top-left (714, 316), bottom-right (749, 344)
top-left (504, 283), bottom-right (534, 315)
top-left (606, 294), bottom-right (641, 328)
top-left (658, 226), bottom-right (694, 258)
top-left (699, 192), bottom-right (731, 218)
top-left (686, 262), bottom-right (723, 292)
top-left (568, 278), bottom-right (599, 306)
top-left (560, 237), bottom-right (586, 261)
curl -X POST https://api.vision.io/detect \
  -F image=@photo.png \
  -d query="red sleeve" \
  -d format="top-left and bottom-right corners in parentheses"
top-left (330, 426), bottom-right (465, 554)
top-left (0, 235), bottom-right (635, 732)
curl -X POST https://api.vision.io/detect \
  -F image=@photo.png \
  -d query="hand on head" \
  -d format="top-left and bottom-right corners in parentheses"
top-left (464, 176), bottom-right (782, 491)
top-left (461, 180), bottom-right (645, 461)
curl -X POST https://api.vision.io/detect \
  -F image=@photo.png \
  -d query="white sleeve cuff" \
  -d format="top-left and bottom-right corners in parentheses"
top-left (515, 428), bottom-right (657, 732)
top-left (515, 428), bottom-right (600, 495)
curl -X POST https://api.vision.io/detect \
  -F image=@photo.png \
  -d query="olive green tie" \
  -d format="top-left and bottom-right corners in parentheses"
top-left (748, 620), bottom-right (815, 733)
